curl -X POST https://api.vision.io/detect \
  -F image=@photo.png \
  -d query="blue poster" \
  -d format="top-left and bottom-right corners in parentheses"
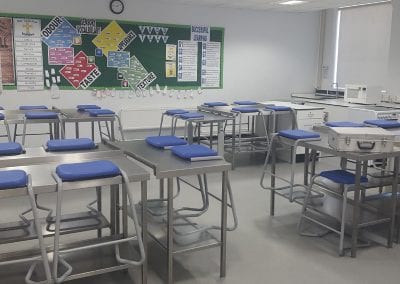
top-left (41, 16), bottom-right (80, 47)
top-left (107, 51), bottom-right (130, 68)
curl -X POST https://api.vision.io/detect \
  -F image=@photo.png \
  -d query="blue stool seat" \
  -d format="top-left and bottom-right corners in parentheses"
top-left (364, 119), bottom-right (400, 129)
top-left (0, 106), bottom-right (4, 110)
top-left (25, 111), bottom-right (58, 119)
top-left (278, 129), bottom-right (320, 140)
top-left (179, 112), bottom-right (204, 119)
top-left (0, 113), bottom-right (4, 120)
top-left (265, 105), bottom-right (291, 111)
top-left (0, 170), bottom-right (28, 189)
top-left (326, 121), bottom-right (365, 127)
top-left (56, 160), bottom-right (121, 182)
top-left (165, 109), bottom-right (189, 116)
top-left (87, 109), bottom-right (115, 117)
top-left (46, 138), bottom-right (96, 152)
top-left (232, 107), bottom-right (259, 113)
top-left (320, 170), bottom-right (368, 185)
top-left (19, 105), bottom-right (48, 110)
top-left (0, 142), bottom-right (23, 156)
top-left (204, 102), bottom-right (228, 107)
top-left (146, 136), bottom-right (187, 148)
top-left (233, 100), bottom-right (258, 105)
top-left (171, 144), bottom-right (218, 160)
top-left (77, 105), bottom-right (101, 111)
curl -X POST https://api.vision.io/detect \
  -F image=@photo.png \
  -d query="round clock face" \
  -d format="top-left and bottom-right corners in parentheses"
top-left (110, 0), bottom-right (124, 14)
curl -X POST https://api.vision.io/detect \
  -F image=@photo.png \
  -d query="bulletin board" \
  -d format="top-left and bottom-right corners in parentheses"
top-left (0, 13), bottom-right (224, 92)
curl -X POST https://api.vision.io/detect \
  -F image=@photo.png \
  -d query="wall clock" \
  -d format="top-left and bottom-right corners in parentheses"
top-left (110, 0), bottom-right (124, 15)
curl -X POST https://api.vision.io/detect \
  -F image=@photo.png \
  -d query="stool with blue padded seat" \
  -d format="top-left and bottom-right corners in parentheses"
top-left (233, 100), bottom-right (258, 106)
top-left (158, 109), bottom-right (189, 136)
top-left (84, 108), bottom-right (125, 141)
top-left (264, 105), bottom-right (298, 135)
top-left (0, 112), bottom-right (11, 141)
top-left (298, 170), bottom-right (369, 256)
top-left (146, 135), bottom-right (187, 149)
top-left (325, 121), bottom-right (365, 127)
top-left (51, 160), bottom-right (145, 283)
top-left (364, 119), bottom-right (400, 129)
top-left (231, 106), bottom-right (269, 153)
top-left (0, 170), bottom-right (52, 284)
top-left (260, 129), bottom-right (321, 215)
top-left (13, 106), bottom-right (50, 142)
top-left (45, 138), bottom-right (96, 152)
top-left (76, 104), bottom-right (101, 111)
top-left (203, 102), bottom-right (229, 107)
top-left (0, 141), bottom-right (24, 155)
top-left (175, 112), bottom-right (207, 143)
top-left (22, 111), bottom-right (64, 146)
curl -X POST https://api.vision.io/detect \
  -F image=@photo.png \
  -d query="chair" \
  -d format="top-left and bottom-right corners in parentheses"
top-left (298, 170), bottom-right (368, 256)
top-left (0, 169), bottom-right (52, 283)
top-left (264, 105), bottom-right (298, 134)
top-left (22, 111), bottom-right (64, 146)
top-left (0, 113), bottom-right (11, 141)
top-left (231, 107), bottom-right (269, 151)
top-left (85, 108), bottom-right (125, 141)
top-left (158, 109), bottom-right (189, 136)
top-left (260, 129), bottom-right (321, 214)
top-left (51, 160), bottom-right (145, 282)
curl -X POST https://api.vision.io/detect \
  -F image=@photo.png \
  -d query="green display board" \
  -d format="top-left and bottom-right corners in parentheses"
top-left (0, 13), bottom-right (224, 91)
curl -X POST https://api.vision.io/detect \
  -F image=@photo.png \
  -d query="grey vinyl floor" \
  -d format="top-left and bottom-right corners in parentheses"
top-left (1, 154), bottom-right (400, 284)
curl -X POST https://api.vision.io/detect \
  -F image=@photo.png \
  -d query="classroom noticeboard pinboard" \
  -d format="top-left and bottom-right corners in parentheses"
top-left (0, 13), bottom-right (224, 92)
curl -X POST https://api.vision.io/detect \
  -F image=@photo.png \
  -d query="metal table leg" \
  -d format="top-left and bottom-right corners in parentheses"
top-left (270, 139), bottom-right (276, 216)
top-left (187, 122), bottom-right (194, 144)
top-left (231, 119), bottom-right (236, 169)
top-left (91, 121), bottom-right (95, 141)
top-left (311, 149), bottom-right (317, 177)
top-left (220, 171), bottom-right (228, 278)
top-left (75, 122), bottom-right (79, 138)
top-left (96, 186), bottom-right (102, 238)
top-left (304, 148), bottom-right (310, 186)
top-left (210, 122), bottom-right (214, 149)
top-left (160, 178), bottom-right (164, 199)
top-left (217, 121), bottom-right (224, 156)
top-left (141, 180), bottom-right (148, 284)
top-left (110, 185), bottom-right (116, 235)
top-left (167, 178), bottom-right (174, 284)
top-left (122, 184), bottom-right (128, 238)
top-left (388, 156), bottom-right (399, 247)
top-left (351, 161), bottom-right (362, 257)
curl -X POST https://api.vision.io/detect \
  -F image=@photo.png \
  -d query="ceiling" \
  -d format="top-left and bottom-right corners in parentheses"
top-left (146, 0), bottom-right (391, 11)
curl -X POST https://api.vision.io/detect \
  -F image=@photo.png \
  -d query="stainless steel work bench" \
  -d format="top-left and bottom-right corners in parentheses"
top-left (104, 139), bottom-right (231, 284)
top-left (0, 144), bottom-right (150, 283)
top-left (52, 107), bottom-right (124, 141)
top-left (268, 128), bottom-right (400, 257)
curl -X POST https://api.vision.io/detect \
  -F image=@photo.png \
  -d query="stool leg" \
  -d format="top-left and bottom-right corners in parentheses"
top-left (13, 124), bottom-right (18, 142)
top-left (339, 186), bottom-right (349, 256)
top-left (22, 118), bottom-right (27, 146)
top-left (26, 175), bottom-right (52, 284)
top-left (5, 121), bottom-right (11, 142)
top-left (298, 177), bottom-right (314, 234)
top-left (159, 114), bottom-right (165, 136)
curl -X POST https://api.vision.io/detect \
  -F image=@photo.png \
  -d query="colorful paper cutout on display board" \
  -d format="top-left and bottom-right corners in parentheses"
top-left (41, 16), bottom-right (79, 47)
top-left (107, 51), bottom-right (130, 68)
top-left (118, 55), bottom-right (149, 90)
top-left (48, 47), bottom-right (74, 65)
top-left (60, 50), bottom-right (100, 89)
top-left (92, 20), bottom-right (126, 57)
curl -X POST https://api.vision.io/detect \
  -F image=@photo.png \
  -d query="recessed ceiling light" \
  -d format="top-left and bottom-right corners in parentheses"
top-left (279, 0), bottom-right (307, 5)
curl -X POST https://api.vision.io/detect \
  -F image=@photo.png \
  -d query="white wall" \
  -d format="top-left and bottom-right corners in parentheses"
top-left (0, 0), bottom-right (320, 113)
top-left (386, 0), bottom-right (400, 95)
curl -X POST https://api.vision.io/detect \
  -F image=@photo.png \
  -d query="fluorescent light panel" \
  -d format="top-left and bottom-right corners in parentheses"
top-left (279, 0), bottom-right (307, 5)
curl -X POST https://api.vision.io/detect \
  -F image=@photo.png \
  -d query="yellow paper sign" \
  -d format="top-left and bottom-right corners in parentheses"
top-left (92, 20), bottom-right (126, 57)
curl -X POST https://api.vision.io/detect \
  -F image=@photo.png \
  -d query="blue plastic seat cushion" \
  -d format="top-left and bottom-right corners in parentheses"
top-left (179, 112), bottom-right (205, 119)
top-left (25, 111), bottom-right (58, 119)
top-left (19, 105), bottom-right (48, 110)
top-left (232, 107), bottom-right (259, 113)
top-left (0, 106), bottom-right (4, 110)
top-left (204, 102), bottom-right (228, 107)
top-left (320, 170), bottom-right (368, 185)
top-left (233, 100), bottom-right (258, 105)
top-left (0, 113), bottom-right (4, 120)
top-left (0, 170), bottom-right (28, 189)
top-left (325, 121), bottom-right (365, 127)
top-left (0, 142), bottom-right (23, 156)
top-left (265, 105), bottom-right (291, 111)
top-left (146, 136), bottom-right (187, 148)
top-left (87, 109), bottom-right (115, 117)
top-left (278, 129), bottom-right (320, 140)
top-left (77, 105), bottom-right (101, 111)
top-left (171, 144), bottom-right (218, 160)
top-left (47, 138), bottom-right (96, 152)
top-left (56, 160), bottom-right (121, 182)
top-left (165, 109), bottom-right (189, 116)
top-left (364, 119), bottom-right (400, 129)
